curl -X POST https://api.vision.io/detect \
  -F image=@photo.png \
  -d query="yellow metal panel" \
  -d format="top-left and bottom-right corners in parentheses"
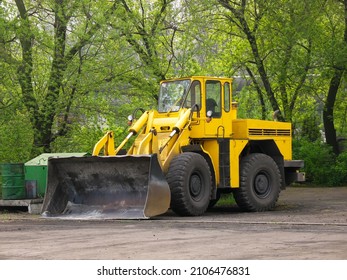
top-left (233, 119), bottom-right (292, 138)
top-left (188, 113), bottom-right (205, 138)
top-left (230, 139), bottom-right (248, 188)
top-left (274, 139), bottom-right (292, 160)
top-left (152, 116), bottom-right (179, 132)
top-left (137, 132), bottom-right (153, 155)
top-left (232, 119), bottom-right (292, 160)
top-left (131, 134), bottom-right (146, 154)
top-left (157, 132), bottom-right (171, 165)
top-left (202, 139), bottom-right (248, 188)
top-left (202, 140), bottom-right (220, 184)
top-left (204, 117), bottom-right (224, 136)
top-left (92, 131), bottom-right (115, 156)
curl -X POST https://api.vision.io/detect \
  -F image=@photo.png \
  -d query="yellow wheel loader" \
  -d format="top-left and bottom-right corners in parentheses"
top-left (41, 76), bottom-right (305, 219)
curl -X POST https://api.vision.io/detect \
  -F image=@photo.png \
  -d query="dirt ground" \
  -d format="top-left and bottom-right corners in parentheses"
top-left (0, 186), bottom-right (346, 260)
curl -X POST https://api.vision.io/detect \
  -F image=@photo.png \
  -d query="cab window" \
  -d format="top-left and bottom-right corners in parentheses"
top-left (206, 80), bottom-right (221, 118)
top-left (224, 82), bottom-right (230, 112)
top-left (184, 80), bottom-right (201, 110)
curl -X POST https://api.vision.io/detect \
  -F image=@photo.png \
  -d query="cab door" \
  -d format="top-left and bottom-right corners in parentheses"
top-left (204, 79), bottom-right (223, 136)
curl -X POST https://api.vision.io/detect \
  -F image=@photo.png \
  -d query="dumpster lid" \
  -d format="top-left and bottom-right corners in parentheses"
top-left (25, 153), bottom-right (87, 166)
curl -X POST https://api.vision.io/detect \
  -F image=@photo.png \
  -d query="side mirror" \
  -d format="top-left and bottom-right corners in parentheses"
top-left (206, 110), bottom-right (213, 123)
top-left (127, 115), bottom-right (133, 126)
top-left (128, 108), bottom-right (145, 126)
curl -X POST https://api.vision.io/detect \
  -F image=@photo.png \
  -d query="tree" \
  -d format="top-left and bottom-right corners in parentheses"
top-left (215, 0), bottom-right (321, 122)
top-left (1, 0), bottom-right (122, 155)
top-left (1, 0), bottom-right (347, 163)
top-left (0, 0), bottom-right (196, 157)
top-left (216, 0), bottom-right (283, 120)
top-left (322, 0), bottom-right (347, 154)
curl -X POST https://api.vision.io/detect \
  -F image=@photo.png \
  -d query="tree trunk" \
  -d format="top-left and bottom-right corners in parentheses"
top-left (14, 0), bottom-right (43, 156)
top-left (246, 66), bottom-right (266, 119)
top-left (323, 0), bottom-right (347, 155)
top-left (323, 69), bottom-right (343, 155)
top-left (40, 0), bottom-right (69, 152)
top-left (217, 0), bottom-right (284, 121)
top-left (245, 30), bottom-right (283, 121)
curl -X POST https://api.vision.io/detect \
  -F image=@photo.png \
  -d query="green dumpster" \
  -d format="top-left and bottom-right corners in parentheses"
top-left (25, 153), bottom-right (86, 198)
top-left (1, 163), bottom-right (26, 200)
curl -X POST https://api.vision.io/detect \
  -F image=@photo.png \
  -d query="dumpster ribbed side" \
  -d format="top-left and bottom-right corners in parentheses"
top-left (1, 163), bottom-right (26, 200)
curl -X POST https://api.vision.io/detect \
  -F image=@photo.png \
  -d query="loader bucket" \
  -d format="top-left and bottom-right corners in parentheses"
top-left (41, 154), bottom-right (170, 219)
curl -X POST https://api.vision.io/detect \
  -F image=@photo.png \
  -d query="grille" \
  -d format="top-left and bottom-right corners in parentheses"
top-left (248, 128), bottom-right (291, 136)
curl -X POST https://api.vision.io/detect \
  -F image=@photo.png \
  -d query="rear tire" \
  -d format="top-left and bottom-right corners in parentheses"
top-left (233, 153), bottom-right (281, 212)
top-left (167, 152), bottom-right (212, 216)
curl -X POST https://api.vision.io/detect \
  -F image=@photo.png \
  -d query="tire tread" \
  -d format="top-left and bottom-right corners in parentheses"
top-left (234, 153), bottom-right (281, 212)
top-left (167, 152), bottom-right (212, 216)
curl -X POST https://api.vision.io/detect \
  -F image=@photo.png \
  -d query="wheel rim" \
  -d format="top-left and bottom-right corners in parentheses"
top-left (253, 172), bottom-right (271, 198)
top-left (189, 172), bottom-right (204, 201)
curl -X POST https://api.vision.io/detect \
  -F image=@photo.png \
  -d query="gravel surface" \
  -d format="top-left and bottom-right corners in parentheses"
top-left (0, 186), bottom-right (346, 260)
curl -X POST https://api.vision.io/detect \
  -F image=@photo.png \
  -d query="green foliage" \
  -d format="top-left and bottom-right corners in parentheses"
top-left (233, 86), bottom-right (272, 120)
top-left (0, 108), bottom-right (33, 163)
top-left (293, 139), bottom-right (347, 186)
top-left (0, 0), bottom-right (346, 186)
top-left (299, 114), bottom-right (322, 142)
top-left (334, 151), bottom-right (347, 184)
top-left (50, 124), bottom-right (105, 154)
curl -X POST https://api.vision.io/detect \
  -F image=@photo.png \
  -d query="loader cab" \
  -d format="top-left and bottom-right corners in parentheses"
top-left (157, 76), bottom-right (233, 137)
top-left (158, 77), bottom-right (232, 114)
top-left (203, 78), bottom-right (233, 137)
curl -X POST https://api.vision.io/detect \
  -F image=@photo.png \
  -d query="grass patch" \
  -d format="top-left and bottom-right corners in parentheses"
top-left (216, 193), bottom-right (236, 207)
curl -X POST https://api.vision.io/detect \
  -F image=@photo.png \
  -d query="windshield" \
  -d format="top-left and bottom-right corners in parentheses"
top-left (158, 79), bottom-right (191, 112)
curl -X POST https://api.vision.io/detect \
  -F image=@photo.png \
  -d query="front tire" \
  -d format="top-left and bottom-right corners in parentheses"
top-left (167, 152), bottom-right (212, 216)
top-left (233, 153), bottom-right (281, 212)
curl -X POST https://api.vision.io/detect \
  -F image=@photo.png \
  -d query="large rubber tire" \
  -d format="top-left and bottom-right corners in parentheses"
top-left (233, 153), bottom-right (281, 212)
top-left (166, 152), bottom-right (212, 216)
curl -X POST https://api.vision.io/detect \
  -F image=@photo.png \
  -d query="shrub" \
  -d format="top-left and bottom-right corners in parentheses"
top-left (334, 151), bottom-right (347, 185)
top-left (293, 139), bottom-right (347, 186)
